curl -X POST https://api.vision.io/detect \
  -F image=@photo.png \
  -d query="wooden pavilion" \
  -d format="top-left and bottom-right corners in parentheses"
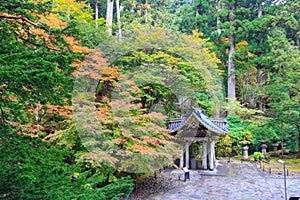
top-left (168, 108), bottom-right (228, 170)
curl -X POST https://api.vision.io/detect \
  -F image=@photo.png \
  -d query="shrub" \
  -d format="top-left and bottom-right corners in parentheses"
top-left (0, 125), bottom-right (133, 200)
top-left (253, 152), bottom-right (264, 160)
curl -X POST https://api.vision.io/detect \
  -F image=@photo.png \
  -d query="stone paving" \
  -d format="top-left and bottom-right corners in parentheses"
top-left (148, 163), bottom-right (300, 200)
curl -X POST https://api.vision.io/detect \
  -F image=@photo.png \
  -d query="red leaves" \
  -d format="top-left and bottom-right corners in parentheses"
top-left (142, 136), bottom-right (160, 146)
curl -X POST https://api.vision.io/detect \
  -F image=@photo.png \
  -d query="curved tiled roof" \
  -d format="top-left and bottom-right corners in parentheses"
top-left (167, 108), bottom-right (228, 135)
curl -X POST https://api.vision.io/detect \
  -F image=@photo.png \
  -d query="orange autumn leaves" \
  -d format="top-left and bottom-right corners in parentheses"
top-left (73, 51), bottom-right (179, 170)
top-left (85, 52), bottom-right (175, 157)
top-left (38, 13), bottom-right (90, 53)
top-left (11, 0), bottom-right (90, 53)
top-left (0, 13), bottom-right (88, 53)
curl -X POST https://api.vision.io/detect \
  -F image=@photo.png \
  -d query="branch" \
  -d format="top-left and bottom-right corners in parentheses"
top-left (13, 30), bottom-right (61, 52)
top-left (0, 105), bottom-right (5, 124)
top-left (0, 14), bottom-right (50, 32)
top-left (13, 30), bottom-right (42, 48)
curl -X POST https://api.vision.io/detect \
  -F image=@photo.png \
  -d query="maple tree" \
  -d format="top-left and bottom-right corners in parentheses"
top-left (71, 49), bottom-right (180, 173)
top-left (100, 27), bottom-right (224, 115)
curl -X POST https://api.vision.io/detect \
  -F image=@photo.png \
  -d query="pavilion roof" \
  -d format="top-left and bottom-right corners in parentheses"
top-left (167, 108), bottom-right (228, 135)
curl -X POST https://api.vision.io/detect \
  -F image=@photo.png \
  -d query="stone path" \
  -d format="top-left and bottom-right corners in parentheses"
top-left (148, 163), bottom-right (300, 200)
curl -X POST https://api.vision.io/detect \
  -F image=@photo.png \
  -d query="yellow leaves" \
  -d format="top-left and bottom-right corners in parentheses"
top-left (247, 52), bottom-right (256, 57)
top-left (30, 0), bottom-right (49, 4)
top-left (236, 40), bottom-right (249, 51)
top-left (222, 38), bottom-right (249, 51)
top-left (52, 0), bottom-right (93, 23)
top-left (236, 40), bottom-right (248, 47)
top-left (191, 29), bottom-right (210, 44)
top-left (209, 51), bottom-right (221, 65)
top-left (100, 66), bottom-right (120, 82)
top-left (73, 172), bottom-right (80, 177)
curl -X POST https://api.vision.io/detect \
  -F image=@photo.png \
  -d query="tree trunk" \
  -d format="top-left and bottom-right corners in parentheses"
top-left (95, 0), bottom-right (99, 28)
top-left (216, 0), bottom-right (221, 36)
top-left (258, 1), bottom-right (263, 18)
top-left (116, 0), bottom-right (122, 40)
top-left (0, 105), bottom-right (5, 124)
top-left (67, 7), bottom-right (71, 20)
top-left (35, 102), bottom-right (40, 135)
top-left (297, 125), bottom-right (300, 158)
top-left (227, 35), bottom-right (235, 98)
top-left (227, 3), bottom-right (236, 114)
top-left (256, 68), bottom-right (264, 110)
top-left (295, 33), bottom-right (299, 46)
top-left (256, 1), bottom-right (263, 110)
top-left (297, 130), bottom-right (300, 158)
top-left (281, 123), bottom-right (284, 159)
top-left (106, 0), bottom-right (114, 35)
top-left (145, 0), bottom-right (148, 23)
top-left (196, 6), bottom-right (200, 16)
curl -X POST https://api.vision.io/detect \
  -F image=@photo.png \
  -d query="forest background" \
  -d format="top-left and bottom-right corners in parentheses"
top-left (0, 0), bottom-right (299, 199)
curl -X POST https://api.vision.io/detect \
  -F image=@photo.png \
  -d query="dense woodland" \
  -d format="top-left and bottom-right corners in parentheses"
top-left (0, 0), bottom-right (299, 199)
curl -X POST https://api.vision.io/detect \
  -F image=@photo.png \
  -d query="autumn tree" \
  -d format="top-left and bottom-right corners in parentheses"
top-left (0, 1), bottom-right (77, 125)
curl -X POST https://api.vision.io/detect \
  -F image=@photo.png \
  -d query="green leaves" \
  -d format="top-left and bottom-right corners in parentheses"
top-left (0, 1), bottom-right (81, 124)
top-left (226, 115), bottom-right (254, 154)
top-left (266, 28), bottom-right (300, 127)
top-left (223, 98), bottom-right (264, 120)
top-left (0, 125), bottom-right (133, 200)
top-left (63, 20), bottom-right (108, 48)
top-left (104, 27), bottom-right (224, 115)
top-left (253, 152), bottom-right (264, 160)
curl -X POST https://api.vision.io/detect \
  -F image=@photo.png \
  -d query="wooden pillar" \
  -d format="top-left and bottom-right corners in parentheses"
top-left (202, 142), bottom-right (207, 169)
top-left (207, 142), bottom-right (211, 169)
top-left (211, 140), bottom-right (216, 167)
top-left (213, 141), bottom-right (216, 165)
top-left (185, 142), bottom-right (189, 169)
top-left (209, 141), bottom-right (215, 170)
top-left (180, 143), bottom-right (184, 168)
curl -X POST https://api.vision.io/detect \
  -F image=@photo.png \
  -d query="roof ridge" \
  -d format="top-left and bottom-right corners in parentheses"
top-left (167, 108), bottom-right (228, 135)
